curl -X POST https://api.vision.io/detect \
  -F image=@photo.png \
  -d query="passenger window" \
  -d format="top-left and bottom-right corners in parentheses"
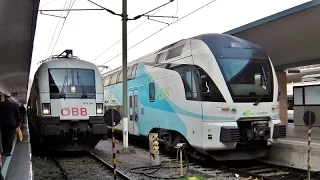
top-left (118, 70), bottom-right (123, 82)
top-left (171, 65), bottom-right (200, 101)
top-left (129, 96), bottom-right (132, 108)
top-left (166, 45), bottom-right (184, 60)
top-left (149, 83), bottom-right (155, 102)
top-left (110, 72), bottom-right (118, 84)
top-left (108, 74), bottom-right (114, 85)
top-left (134, 95), bottom-right (138, 107)
top-left (131, 64), bottom-right (138, 78)
top-left (104, 75), bottom-right (111, 86)
top-left (127, 66), bottom-right (134, 79)
top-left (182, 71), bottom-right (198, 99)
top-left (158, 52), bottom-right (167, 64)
top-left (155, 54), bottom-right (162, 65)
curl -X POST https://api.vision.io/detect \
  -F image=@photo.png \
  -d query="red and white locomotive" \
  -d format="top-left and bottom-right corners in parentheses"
top-left (28, 50), bottom-right (107, 151)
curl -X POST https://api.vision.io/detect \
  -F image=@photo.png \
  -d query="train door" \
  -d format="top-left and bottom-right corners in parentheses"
top-left (198, 68), bottom-right (226, 120)
top-left (128, 89), bottom-right (140, 136)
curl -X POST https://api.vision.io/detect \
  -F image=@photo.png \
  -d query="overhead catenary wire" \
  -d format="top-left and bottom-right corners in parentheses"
top-left (44, 0), bottom-right (68, 60)
top-left (100, 0), bottom-right (216, 66)
top-left (50, 0), bottom-right (76, 56)
top-left (40, 0), bottom-right (176, 62)
top-left (40, 0), bottom-right (59, 8)
top-left (91, 5), bottom-right (166, 63)
top-left (88, 0), bottom-right (177, 63)
top-left (171, 0), bottom-right (179, 24)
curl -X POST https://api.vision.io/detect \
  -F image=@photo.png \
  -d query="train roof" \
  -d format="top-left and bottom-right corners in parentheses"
top-left (104, 33), bottom-right (264, 76)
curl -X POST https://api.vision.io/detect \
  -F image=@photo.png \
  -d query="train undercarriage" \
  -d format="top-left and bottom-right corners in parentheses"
top-left (107, 119), bottom-right (286, 161)
top-left (29, 117), bottom-right (108, 152)
top-left (153, 120), bottom-right (286, 161)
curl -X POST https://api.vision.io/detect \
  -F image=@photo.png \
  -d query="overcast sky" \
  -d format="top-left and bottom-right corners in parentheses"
top-left (30, 0), bottom-right (311, 79)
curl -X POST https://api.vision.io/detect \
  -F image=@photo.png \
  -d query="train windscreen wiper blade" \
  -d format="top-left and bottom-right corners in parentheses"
top-left (77, 75), bottom-right (87, 98)
top-left (253, 67), bottom-right (268, 106)
top-left (60, 76), bottom-right (68, 99)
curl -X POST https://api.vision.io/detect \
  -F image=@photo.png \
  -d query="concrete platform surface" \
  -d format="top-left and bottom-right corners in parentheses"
top-left (1, 121), bottom-right (32, 180)
top-left (265, 124), bottom-right (320, 171)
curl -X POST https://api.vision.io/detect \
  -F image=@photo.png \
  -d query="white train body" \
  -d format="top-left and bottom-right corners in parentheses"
top-left (28, 53), bottom-right (107, 151)
top-left (103, 33), bottom-right (286, 160)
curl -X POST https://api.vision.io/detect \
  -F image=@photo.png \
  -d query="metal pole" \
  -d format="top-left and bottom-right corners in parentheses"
top-left (112, 109), bottom-right (117, 180)
top-left (307, 111), bottom-right (312, 180)
top-left (122, 0), bottom-right (129, 149)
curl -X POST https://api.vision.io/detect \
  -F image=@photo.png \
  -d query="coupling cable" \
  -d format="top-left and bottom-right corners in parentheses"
top-left (129, 144), bottom-right (190, 179)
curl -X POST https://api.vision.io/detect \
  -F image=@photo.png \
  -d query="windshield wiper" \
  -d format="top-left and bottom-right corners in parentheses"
top-left (60, 76), bottom-right (68, 99)
top-left (77, 75), bottom-right (87, 98)
top-left (253, 66), bottom-right (268, 106)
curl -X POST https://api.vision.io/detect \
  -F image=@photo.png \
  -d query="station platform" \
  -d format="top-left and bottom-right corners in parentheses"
top-left (1, 120), bottom-right (32, 180)
top-left (264, 124), bottom-right (320, 171)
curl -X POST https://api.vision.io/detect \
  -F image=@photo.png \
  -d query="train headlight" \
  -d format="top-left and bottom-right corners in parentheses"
top-left (42, 103), bottom-right (51, 115)
top-left (230, 108), bottom-right (237, 115)
top-left (216, 107), bottom-right (237, 115)
top-left (96, 103), bottom-right (103, 114)
top-left (70, 85), bottom-right (76, 93)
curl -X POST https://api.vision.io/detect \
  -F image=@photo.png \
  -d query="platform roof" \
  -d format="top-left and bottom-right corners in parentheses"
top-left (224, 0), bottom-right (320, 71)
top-left (0, 0), bottom-right (40, 103)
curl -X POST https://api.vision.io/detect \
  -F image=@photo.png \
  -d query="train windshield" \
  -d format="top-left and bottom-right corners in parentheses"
top-left (217, 58), bottom-right (273, 102)
top-left (48, 68), bottom-right (96, 95)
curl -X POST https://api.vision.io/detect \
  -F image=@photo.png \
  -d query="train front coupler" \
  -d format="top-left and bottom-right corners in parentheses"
top-left (246, 121), bottom-right (271, 141)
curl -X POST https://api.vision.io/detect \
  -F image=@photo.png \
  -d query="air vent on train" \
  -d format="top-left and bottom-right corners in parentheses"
top-left (220, 126), bottom-right (240, 142)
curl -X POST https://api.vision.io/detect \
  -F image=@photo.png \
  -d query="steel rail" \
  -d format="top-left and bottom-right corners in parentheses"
top-left (85, 151), bottom-right (133, 180)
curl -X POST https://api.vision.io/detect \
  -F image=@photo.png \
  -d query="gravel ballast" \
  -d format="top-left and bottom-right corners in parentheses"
top-left (93, 139), bottom-right (242, 180)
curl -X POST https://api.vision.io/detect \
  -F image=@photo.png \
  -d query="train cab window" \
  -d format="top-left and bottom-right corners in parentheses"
top-left (254, 73), bottom-right (266, 88)
top-left (48, 68), bottom-right (96, 95)
top-left (197, 68), bottom-right (226, 102)
top-left (74, 69), bottom-right (95, 85)
top-left (149, 83), bottom-right (155, 102)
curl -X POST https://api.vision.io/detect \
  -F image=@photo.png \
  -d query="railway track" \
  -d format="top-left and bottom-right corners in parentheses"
top-left (159, 152), bottom-right (320, 180)
top-left (112, 135), bottom-right (320, 180)
top-left (219, 160), bottom-right (320, 180)
top-left (51, 151), bottom-right (132, 180)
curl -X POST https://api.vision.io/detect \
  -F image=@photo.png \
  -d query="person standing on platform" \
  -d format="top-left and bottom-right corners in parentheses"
top-left (19, 104), bottom-right (26, 123)
top-left (0, 94), bottom-right (22, 156)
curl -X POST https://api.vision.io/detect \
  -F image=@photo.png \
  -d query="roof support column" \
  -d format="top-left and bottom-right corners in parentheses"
top-left (277, 70), bottom-right (288, 125)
